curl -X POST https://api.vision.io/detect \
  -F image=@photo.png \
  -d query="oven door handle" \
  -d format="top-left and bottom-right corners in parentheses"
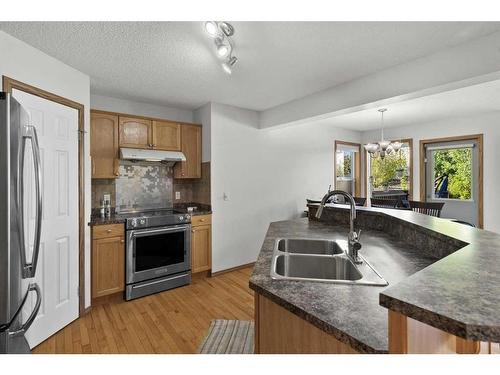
top-left (129, 225), bottom-right (189, 237)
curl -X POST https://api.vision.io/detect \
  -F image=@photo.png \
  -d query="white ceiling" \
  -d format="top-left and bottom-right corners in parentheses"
top-left (306, 79), bottom-right (500, 132)
top-left (1, 22), bottom-right (500, 111)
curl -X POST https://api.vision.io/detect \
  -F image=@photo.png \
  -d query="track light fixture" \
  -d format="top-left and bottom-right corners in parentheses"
top-left (204, 21), bottom-right (238, 74)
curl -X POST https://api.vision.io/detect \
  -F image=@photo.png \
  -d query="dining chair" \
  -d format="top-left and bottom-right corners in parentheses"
top-left (370, 198), bottom-right (398, 209)
top-left (353, 197), bottom-right (367, 206)
top-left (409, 200), bottom-right (445, 218)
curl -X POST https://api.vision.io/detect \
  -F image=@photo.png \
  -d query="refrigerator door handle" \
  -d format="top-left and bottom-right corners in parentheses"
top-left (18, 125), bottom-right (43, 279)
top-left (8, 283), bottom-right (41, 338)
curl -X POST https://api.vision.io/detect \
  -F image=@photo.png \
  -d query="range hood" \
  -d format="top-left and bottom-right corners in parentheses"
top-left (120, 148), bottom-right (186, 166)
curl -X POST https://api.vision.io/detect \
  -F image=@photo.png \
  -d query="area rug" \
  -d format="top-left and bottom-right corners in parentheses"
top-left (197, 319), bottom-right (254, 354)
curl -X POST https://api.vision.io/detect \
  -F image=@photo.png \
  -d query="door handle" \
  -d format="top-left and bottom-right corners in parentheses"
top-left (18, 125), bottom-right (43, 279)
top-left (9, 283), bottom-right (41, 337)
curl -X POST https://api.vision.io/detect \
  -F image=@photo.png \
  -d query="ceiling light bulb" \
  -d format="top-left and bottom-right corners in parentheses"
top-left (391, 141), bottom-right (403, 152)
top-left (204, 21), bottom-right (219, 37)
top-left (217, 45), bottom-right (229, 57)
top-left (215, 38), bottom-right (230, 57)
top-left (222, 62), bottom-right (232, 74)
top-left (222, 56), bottom-right (238, 75)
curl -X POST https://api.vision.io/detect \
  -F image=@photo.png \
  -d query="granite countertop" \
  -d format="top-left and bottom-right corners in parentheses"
top-left (249, 205), bottom-right (500, 352)
top-left (373, 207), bottom-right (500, 343)
top-left (88, 203), bottom-right (212, 226)
top-left (173, 202), bottom-right (212, 216)
top-left (249, 218), bottom-right (437, 353)
top-left (88, 214), bottom-right (127, 226)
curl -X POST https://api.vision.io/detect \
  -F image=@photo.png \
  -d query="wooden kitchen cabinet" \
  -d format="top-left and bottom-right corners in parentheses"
top-left (119, 116), bottom-right (152, 149)
top-left (174, 124), bottom-right (202, 179)
top-left (92, 224), bottom-right (125, 299)
top-left (90, 112), bottom-right (119, 179)
top-left (191, 214), bottom-right (211, 273)
top-left (152, 120), bottom-right (181, 151)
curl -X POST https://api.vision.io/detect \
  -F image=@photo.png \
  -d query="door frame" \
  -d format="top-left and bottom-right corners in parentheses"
top-left (334, 140), bottom-right (364, 197)
top-left (3, 76), bottom-right (87, 316)
top-left (364, 138), bottom-right (414, 200)
top-left (419, 134), bottom-right (484, 229)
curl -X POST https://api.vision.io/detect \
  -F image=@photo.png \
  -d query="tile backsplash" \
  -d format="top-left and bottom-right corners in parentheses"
top-left (91, 179), bottom-right (115, 209)
top-left (173, 162), bottom-right (211, 205)
top-left (115, 161), bottom-right (173, 212)
top-left (91, 161), bottom-right (211, 211)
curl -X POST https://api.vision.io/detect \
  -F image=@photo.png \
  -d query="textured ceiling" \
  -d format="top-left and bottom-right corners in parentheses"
top-left (305, 79), bottom-right (500, 132)
top-left (1, 21), bottom-right (500, 111)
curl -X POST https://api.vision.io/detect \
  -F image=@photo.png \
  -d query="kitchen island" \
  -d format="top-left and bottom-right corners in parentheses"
top-left (249, 205), bottom-right (500, 354)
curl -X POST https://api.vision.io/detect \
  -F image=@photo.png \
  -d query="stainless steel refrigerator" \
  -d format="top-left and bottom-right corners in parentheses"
top-left (0, 92), bottom-right (42, 354)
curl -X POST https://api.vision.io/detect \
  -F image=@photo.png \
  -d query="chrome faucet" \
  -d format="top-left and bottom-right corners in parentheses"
top-left (315, 190), bottom-right (363, 264)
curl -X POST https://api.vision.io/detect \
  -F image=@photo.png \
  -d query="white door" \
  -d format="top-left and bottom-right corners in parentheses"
top-left (14, 89), bottom-right (80, 348)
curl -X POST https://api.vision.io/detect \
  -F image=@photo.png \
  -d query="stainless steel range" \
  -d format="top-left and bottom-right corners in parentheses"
top-left (124, 209), bottom-right (191, 300)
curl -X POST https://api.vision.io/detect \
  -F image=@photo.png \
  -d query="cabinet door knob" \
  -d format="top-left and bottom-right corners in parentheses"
top-left (191, 230), bottom-right (195, 233)
top-left (107, 229), bottom-right (112, 233)
top-left (200, 219), bottom-right (205, 222)
top-left (115, 172), bottom-right (119, 176)
top-left (120, 239), bottom-right (124, 243)
top-left (152, 144), bottom-right (157, 147)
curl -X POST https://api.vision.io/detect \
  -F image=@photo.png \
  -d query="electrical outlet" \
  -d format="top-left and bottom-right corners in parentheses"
top-left (175, 191), bottom-right (181, 200)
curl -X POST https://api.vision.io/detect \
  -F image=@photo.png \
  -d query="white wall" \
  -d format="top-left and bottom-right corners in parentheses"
top-left (362, 112), bottom-right (500, 233)
top-left (210, 102), bottom-right (361, 272)
top-left (90, 94), bottom-right (193, 123)
top-left (194, 103), bottom-right (211, 162)
top-left (0, 31), bottom-right (93, 308)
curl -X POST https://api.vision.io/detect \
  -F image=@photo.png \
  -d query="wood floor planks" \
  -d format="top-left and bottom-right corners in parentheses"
top-left (32, 267), bottom-right (254, 354)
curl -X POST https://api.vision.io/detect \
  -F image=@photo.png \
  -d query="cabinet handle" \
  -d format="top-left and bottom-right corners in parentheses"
top-left (200, 219), bottom-right (205, 222)
top-left (115, 172), bottom-right (119, 176)
top-left (120, 239), bottom-right (124, 243)
top-left (107, 229), bottom-right (112, 233)
top-left (191, 230), bottom-right (195, 233)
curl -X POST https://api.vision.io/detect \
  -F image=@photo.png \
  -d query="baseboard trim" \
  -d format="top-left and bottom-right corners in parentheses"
top-left (81, 305), bottom-right (92, 316)
top-left (211, 262), bottom-right (255, 277)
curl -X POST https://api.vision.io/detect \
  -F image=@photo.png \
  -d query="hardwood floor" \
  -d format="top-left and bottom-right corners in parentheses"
top-left (33, 267), bottom-right (254, 354)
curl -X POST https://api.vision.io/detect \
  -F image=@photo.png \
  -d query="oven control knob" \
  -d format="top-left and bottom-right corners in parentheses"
top-left (185, 214), bottom-right (191, 221)
top-left (179, 215), bottom-right (185, 221)
top-left (131, 219), bottom-right (137, 228)
top-left (139, 219), bottom-right (146, 226)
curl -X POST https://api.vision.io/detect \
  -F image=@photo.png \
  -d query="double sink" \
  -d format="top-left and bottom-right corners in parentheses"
top-left (270, 238), bottom-right (388, 286)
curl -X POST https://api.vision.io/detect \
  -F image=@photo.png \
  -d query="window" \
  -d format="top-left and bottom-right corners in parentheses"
top-left (334, 142), bottom-right (361, 196)
top-left (369, 140), bottom-right (412, 195)
top-left (336, 151), bottom-right (353, 179)
top-left (430, 146), bottom-right (473, 200)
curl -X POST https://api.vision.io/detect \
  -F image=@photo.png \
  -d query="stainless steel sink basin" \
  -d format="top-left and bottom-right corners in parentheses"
top-left (274, 254), bottom-right (362, 281)
top-left (277, 238), bottom-right (345, 255)
top-left (270, 238), bottom-right (388, 286)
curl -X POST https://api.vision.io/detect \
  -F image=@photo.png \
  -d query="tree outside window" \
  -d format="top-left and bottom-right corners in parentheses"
top-left (370, 144), bottom-right (410, 191)
top-left (336, 152), bottom-right (353, 178)
top-left (432, 148), bottom-right (472, 200)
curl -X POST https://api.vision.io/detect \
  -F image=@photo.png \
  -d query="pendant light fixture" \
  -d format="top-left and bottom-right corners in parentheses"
top-left (364, 109), bottom-right (403, 159)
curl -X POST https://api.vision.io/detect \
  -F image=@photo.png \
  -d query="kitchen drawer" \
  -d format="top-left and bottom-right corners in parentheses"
top-left (93, 224), bottom-right (124, 239)
top-left (191, 214), bottom-right (211, 227)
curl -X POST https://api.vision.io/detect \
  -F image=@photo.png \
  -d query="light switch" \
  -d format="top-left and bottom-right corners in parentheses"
top-left (175, 191), bottom-right (181, 200)
top-left (223, 192), bottom-right (229, 201)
